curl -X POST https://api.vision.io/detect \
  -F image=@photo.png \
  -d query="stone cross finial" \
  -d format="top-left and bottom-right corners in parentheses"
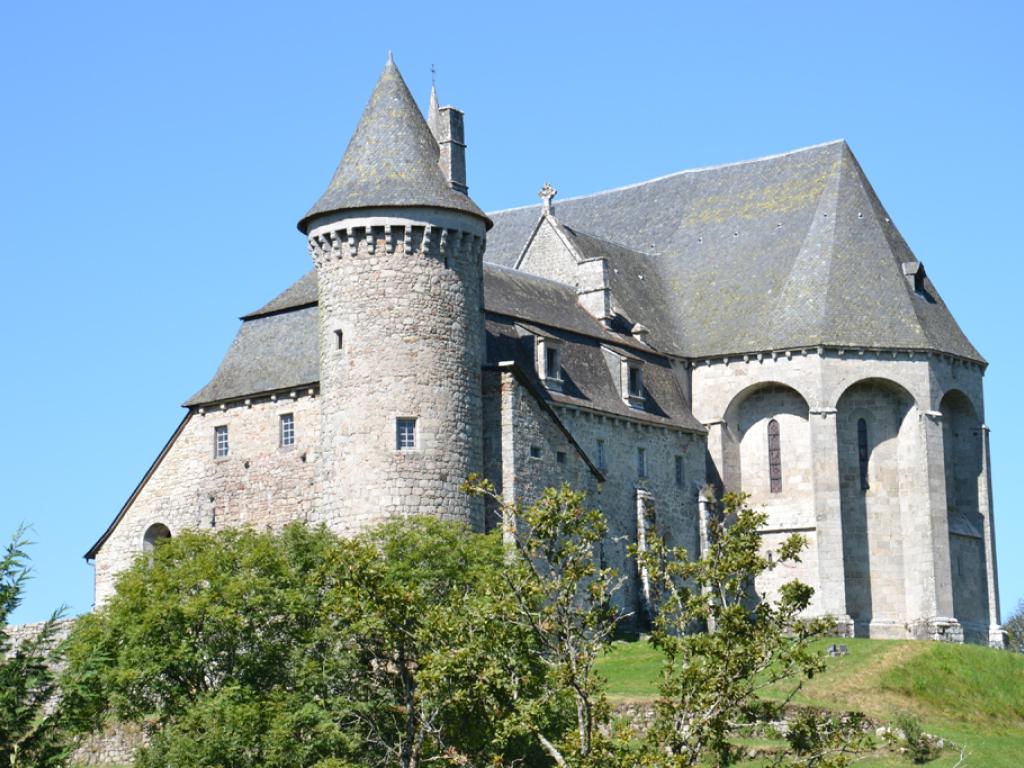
top-left (539, 182), bottom-right (557, 214)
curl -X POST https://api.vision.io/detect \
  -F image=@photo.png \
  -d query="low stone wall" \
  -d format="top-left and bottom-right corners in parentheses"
top-left (5, 617), bottom-right (76, 657)
top-left (71, 722), bottom-right (147, 767)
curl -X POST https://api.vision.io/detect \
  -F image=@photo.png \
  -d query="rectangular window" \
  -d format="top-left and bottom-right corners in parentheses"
top-left (529, 445), bottom-right (542, 459)
top-left (768, 419), bottom-right (782, 493)
top-left (556, 450), bottom-right (566, 465)
top-left (545, 347), bottom-right (561, 380)
top-left (596, 439), bottom-right (606, 471)
top-left (675, 455), bottom-right (684, 487)
top-left (396, 418), bottom-right (417, 450)
top-left (628, 366), bottom-right (643, 398)
top-left (280, 413), bottom-right (295, 447)
top-left (214, 425), bottom-right (229, 458)
top-left (637, 447), bottom-right (646, 479)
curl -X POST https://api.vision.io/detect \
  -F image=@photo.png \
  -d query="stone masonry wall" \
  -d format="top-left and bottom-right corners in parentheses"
top-left (516, 217), bottom-right (579, 287)
top-left (6, 618), bottom-right (146, 765)
top-left (690, 348), bottom-right (997, 642)
top-left (309, 209), bottom-right (486, 535)
top-left (487, 366), bottom-right (706, 622)
top-left (732, 385), bottom-right (821, 611)
top-left (836, 380), bottom-right (914, 637)
top-left (92, 393), bottom-right (319, 605)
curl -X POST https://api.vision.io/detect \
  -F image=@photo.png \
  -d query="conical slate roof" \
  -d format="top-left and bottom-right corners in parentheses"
top-left (298, 55), bottom-right (489, 233)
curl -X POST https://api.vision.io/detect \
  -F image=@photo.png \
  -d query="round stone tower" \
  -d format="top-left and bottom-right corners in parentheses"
top-left (298, 55), bottom-right (491, 534)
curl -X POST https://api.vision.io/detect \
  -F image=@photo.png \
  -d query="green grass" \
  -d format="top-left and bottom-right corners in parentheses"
top-left (596, 637), bottom-right (1024, 767)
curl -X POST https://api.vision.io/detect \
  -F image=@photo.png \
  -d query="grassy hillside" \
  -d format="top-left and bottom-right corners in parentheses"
top-left (597, 638), bottom-right (1024, 767)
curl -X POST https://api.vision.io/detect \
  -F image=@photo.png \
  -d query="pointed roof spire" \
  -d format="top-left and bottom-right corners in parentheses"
top-left (298, 54), bottom-right (489, 233)
top-left (427, 79), bottom-right (440, 139)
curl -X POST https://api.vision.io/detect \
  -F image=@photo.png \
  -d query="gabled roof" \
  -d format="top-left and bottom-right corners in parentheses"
top-left (520, 217), bottom-right (685, 356)
top-left (297, 55), bottom-right (489, 233)
top-left (486, 141), bottom-right (983, 363)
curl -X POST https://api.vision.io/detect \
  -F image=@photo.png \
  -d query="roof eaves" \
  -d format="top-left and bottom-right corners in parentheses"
top-left (240, 300), bottom-right (318, 322)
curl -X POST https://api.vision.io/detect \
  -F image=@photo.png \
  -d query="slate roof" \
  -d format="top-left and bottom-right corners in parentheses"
top-left (487, 140), bottom-right (982, 363)
top-left (190, 140), bottom-right (982, 408)
top-left (485, 316), bottom-right (703, 432)
top-left (185, 307), bottom-right (319, 406)
top-left (297, 55), bottom-right (489, 233)
top-left (520, 218), bottom-right (687, 356)
top-left (187, 264), bottom-right (657, 406)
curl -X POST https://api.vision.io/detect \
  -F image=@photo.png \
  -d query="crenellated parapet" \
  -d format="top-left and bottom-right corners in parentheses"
top-left (307, 220), bottom-right (486, 269)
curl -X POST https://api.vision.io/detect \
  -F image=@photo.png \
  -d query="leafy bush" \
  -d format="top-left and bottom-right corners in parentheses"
top-left (891, 713), bottom-right (939, 764)
top-left (1006, 599), bottom-right (1024, 653)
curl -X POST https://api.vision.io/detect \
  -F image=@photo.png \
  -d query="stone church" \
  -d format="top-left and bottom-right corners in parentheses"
top-left (85, 55), bottom-right (1004, 646)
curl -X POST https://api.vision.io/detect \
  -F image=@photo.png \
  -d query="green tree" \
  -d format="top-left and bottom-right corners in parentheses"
top-left (636, 491), bottom-right (860, 767)
top-left (313, 516), bottom-right (556, 768)
top-left (0, 528), bottom-right (72, 768)
top-left (1005, 599), bottom-right (1024, 653)
top-left (62, 519), bottom-right (551, 768)
top-left (464, 478), bottom-right (626, 767)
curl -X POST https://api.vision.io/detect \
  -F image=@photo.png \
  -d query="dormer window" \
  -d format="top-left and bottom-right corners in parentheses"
top-left (536, 336), bottom-right (563, 392)
top-left (902, 261), bottom-right (927, 295)
top-left (545, 347), bottom-right (561, 380)
top-left (620, 358), bottom-right (645, 408)
top-left (628, 366), bottom-right (642, 398)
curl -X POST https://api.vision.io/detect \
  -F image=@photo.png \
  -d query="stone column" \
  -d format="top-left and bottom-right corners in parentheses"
top-left (979, 425), bottom-right (1006, 647)
top-left (907, 411), bottom-right (961, 641)
top-left (808, 407), bottom-right (853, 635)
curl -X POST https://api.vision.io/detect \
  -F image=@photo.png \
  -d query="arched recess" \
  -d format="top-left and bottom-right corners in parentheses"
top-left (836, 378), bottom-right (917, 637)
top-left (723, 382), bottom-right (816, 604)
top-left (721, 382), bottom-right (813, 494)
top-left (142, 523), bottom-right (172, 553)
top-left (940, 389), bottom-right (988, 636)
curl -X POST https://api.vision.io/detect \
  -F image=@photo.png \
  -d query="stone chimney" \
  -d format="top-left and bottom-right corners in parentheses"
top-left (435, 105), bottom-right (467, 194)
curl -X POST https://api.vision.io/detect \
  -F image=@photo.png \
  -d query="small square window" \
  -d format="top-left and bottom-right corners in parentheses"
top-left (529, 445), bottom-right (542, 459)
top-left (637, 447), bottom-right (646, 479)
top-left (214, 425), bottom-right (229, 458)
top-left (556, 450), bottom-right (567, 465)
top-left (596, 439), bottom-right (606, 471)
top-left (675, 455), bottom-right (684, 487)
top-left (396, 418), bottom-right (417, 450)
top-left (280, 413), bottom-right (295, 447)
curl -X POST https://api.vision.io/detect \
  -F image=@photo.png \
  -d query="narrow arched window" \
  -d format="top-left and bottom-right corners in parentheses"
top-left (768, 419), bottom-right (782, 493)
top-left (857, 418), bottom-right (870, 490)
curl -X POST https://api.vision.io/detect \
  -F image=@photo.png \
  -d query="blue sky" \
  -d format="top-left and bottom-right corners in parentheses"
top-left (2, 1), bottom-right (1021, 624)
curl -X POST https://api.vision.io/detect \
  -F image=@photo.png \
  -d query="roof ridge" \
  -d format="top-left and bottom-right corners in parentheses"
top-left (486, 139), bottom-right (849, 215)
